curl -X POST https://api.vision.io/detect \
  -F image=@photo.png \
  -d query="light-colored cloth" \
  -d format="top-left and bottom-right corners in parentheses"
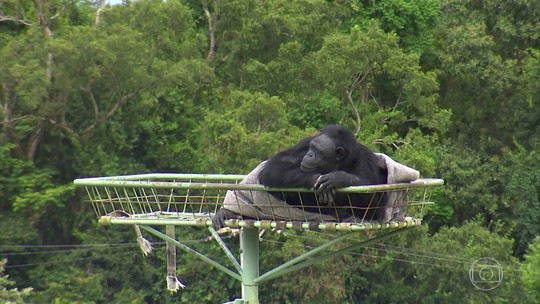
top-left (222, 162), bottom-right (337, 222)
top-left (221, 154), bottom-right (420, 222)
top-left (374, 153), bottom-right (420, 222)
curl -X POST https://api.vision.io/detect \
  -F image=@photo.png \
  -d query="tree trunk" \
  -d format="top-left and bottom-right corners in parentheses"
top-left (96, 0), bottom-right (107, 25)
top-left (201, 0), bottom-right (218, 61)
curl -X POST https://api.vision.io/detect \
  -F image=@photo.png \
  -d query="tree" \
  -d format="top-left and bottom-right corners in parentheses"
top-left (432, 0), bottom-right (540, 240)
top-left (347, 0), bottom-right (441, 52)
top-left (190, 90), bottom-right (306, 173)
top-left (505, 147), bottom-right (540, 256)
top-left (522, 237), bottom-right (540, 302)
top-left (349, 222), bottom-right (530, 303)
top-left (2, 0), bottom-right (539, 301)
top-left (0, 259), bottom-right (32, 304)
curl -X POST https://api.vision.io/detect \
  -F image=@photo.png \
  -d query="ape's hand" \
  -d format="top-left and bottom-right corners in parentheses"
top-left (314, 171), bottom-right (355, 206)
top-left (212, 208), bottom-right (243, 229)
top-left (316, 187), bottom-right (336, 206)
top-left (314, 171), bottom-right (354, 191)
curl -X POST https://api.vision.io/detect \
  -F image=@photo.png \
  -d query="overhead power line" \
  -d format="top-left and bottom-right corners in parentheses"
top-left (261, 235), bottom-right (524, 277)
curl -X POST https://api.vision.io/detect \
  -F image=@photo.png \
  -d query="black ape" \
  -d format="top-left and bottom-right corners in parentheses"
top-left (258, 124), bottom-right (387, 221)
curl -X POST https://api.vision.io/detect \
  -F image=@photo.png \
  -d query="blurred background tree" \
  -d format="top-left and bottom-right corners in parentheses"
top-left (1, 0), bottom-right (538, 302)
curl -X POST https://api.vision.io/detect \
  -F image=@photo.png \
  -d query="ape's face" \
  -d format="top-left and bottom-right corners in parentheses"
top-left (300, 134), bottom-right (344, 174)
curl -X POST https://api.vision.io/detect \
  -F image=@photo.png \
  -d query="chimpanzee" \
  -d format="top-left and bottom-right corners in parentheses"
top-left (211, 124), bottom-right (387, 229)
top-left (258, 124), bottom-right (387, 220)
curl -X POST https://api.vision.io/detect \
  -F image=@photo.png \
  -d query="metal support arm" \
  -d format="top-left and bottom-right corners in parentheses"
top-left (139, 225), bottom-right (242, 281)
top-left (256, 228), bottom-right (408, 283)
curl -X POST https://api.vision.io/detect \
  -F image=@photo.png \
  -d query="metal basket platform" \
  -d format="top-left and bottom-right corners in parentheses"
top-left (74, 173), bottom-right (444, 232)
top-left (74, 173), bottom-right (445, 302)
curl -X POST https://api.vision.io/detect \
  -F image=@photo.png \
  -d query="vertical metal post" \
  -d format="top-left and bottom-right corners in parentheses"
top-left (240, 227), bottom-right (259, 304)
top-left (165, 225), bottom-right (183, 292)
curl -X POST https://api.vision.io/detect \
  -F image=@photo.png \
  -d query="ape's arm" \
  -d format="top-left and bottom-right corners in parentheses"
top-left (259, 159), bottom-right (320, 188)
top-left (258, 137), bottom-right (320, 188)
top-left (314, 170), bottom-right (374, 193)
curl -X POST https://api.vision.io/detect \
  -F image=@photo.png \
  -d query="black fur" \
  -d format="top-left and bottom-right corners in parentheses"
top-left (259, 124), bottom-right (387, 221)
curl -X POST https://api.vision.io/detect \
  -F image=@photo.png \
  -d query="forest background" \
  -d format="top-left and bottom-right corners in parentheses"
top-left (1, 0), bottom-right (539, 303)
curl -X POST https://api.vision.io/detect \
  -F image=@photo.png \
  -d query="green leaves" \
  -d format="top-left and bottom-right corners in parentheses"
top-left (0, 144), bottom-right (71, 213)
top-left (0, 259), bottom-right (32, 304)
top-left (522, 237), bottom-right (540, 302)
top-left (505, 147), bottom-right (540, 256)
top-left (1, 0), bottom-right (539, 302)
top-left (191, 90), bottom-right (305, 172)
top-left (346, 0), bottom-right (440, 52)
top-left (13, 181), bottom-right (74, 213)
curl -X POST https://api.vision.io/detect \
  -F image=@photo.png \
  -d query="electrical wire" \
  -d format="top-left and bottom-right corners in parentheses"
top-left (287, 232), bottom-right (472, 265)
top-left (1, 236), bottom-right (216, 268)
top-left (1, 232), bottom-right (522, 278)
top-left (3, 248), bottom-right (145, 269)
top-left (260, 235), bottom-right (523, 277)
top-left (307, 230), bottom-right (474, 262)
top-left (0, 243), bottom-right (164, 256)
top-left (284, 230), bottom-right (523, 271)
top-left (0, 236), bottom-right (217, 255)
top-left (0, 242), bottom-right (160, 249)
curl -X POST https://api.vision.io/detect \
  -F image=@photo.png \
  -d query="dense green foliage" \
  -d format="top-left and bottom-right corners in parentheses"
top-left (0, 259), bottom-right (32, 303)
top-left (1, 0), bottom-right (539, 302)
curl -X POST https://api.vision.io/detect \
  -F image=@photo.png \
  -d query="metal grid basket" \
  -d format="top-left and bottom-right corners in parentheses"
top-left (74, 173), bottom-right (443, 231)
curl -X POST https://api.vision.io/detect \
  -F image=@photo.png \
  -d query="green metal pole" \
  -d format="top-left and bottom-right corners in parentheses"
top-left (240, 227), bottom-right (259, 304)
top-left (208, 226), bottom-right (242, 274)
